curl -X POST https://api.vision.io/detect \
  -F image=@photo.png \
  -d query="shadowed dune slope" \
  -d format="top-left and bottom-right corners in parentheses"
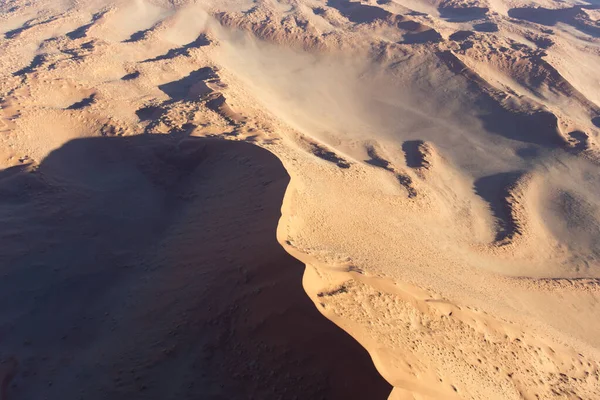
top-left (0, 135), bottom-right (391, 400)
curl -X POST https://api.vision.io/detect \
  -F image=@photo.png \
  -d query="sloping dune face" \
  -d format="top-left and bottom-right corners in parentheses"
top-left (0, 0), bottom-right (600, 398)
top-left (0, 136), bottom-right (391, 399)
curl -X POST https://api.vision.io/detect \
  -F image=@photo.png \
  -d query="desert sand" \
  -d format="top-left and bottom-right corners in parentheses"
top-left (0, 0), bottom-right (599, 398)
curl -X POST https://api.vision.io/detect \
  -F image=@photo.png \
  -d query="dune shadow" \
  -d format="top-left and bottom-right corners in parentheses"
top-left (525, 33), bottom-right (554, 48)
top-left (123, 27), bottom-right (153, 43)
top-left (509, 6), bottom-right (572, 25)
top-left (478, 108), bottom-right (565, 146)
top-left (66, 93), bottom-right (96, 110)
top-left (473, 22), bottom-right (498, 32)
top-left (479, 108), bottom-right (565, 147)
top-left (65, 11), bottom-right (106, 40)
top-left (508, 6), bottom-right (600, 37)
top-left (4, 17), bottom-right (58, 39)
top-left (310, 142), bottom-right (352, 168)
top-left (327, 0), bottom-right (393, 23)
top-left (402, 29), bottom-right (442, 44)
top-left (567, 130), bottom-right (589, 153)
top-left (0, 163), bottom-right (29, 180)
top-left (436, 51), bottom-right (566, 147)
top-left (157, 68), bottom-right (244, 124)
top-left (397, 20), bottom-right (423, 31)
top-left (402, 140), bottom-right (426, 168)
top-left (449, 30), bottom-right (475, 41)
top-left (474, 171), bottom-right (524, 242)
top-left (365, 146), bottom-right (417, 197)
top-left (4, 19), bottom-right (35, 39)
top-left (438, 7), bottom-right (489, 22)
top-left (135, 105), bottom-right (165, 121)
top-left (365, 146), bottom-right (392, 170)
top-left (0, 134), bottom-right (391, 400)
top-left (121, 71), bottom-right (140, 81)
top-left (158, 68), bottom-right (219, 101)
top-left (66, 23), bottom-right (93, 39)
top-left (12, 54), bottom-right (46, 77)
top-left (142, 34), bottom-right (211, 63)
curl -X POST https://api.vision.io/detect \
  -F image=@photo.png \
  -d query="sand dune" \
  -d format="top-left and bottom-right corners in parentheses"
top-left (0, 0), bottom-right (600, 398)
top-left (0, 136), bottom-right (390, 399)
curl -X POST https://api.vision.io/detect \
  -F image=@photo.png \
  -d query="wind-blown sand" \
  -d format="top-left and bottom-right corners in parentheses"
top-left (0, 0), bottom-right (599, 398)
